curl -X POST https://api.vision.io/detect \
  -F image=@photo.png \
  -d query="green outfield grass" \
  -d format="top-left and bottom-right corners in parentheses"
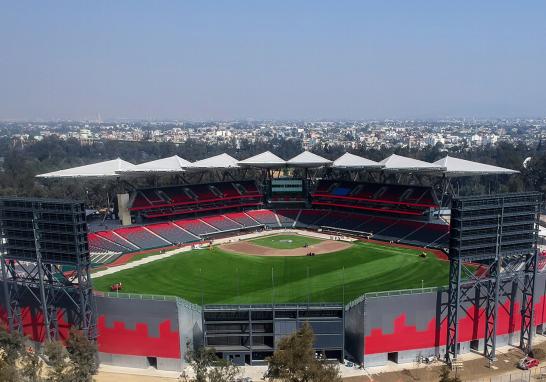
top-left (249, 234), bottom-right (323, 249)
top-left (92, 241), bottom-right (449, 305)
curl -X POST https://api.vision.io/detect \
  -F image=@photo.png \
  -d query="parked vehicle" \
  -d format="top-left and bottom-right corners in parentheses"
top-left (517, 356), bottom-right (539, 370)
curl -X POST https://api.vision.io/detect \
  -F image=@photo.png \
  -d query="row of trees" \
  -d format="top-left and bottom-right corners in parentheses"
top-left (0, 322), bottom-right (340, 382)
top-left (183, 322), bottom-right (342, 382)
top-left (0, 136), bottom-right (545, 206)
top-left (183, 322), bottom-right (466, 382)
top-left (0, 328), bottom-right (98, 382)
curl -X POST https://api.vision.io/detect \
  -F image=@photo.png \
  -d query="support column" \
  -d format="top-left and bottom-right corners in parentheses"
top-left (446, 258), bottom-right (462, 365)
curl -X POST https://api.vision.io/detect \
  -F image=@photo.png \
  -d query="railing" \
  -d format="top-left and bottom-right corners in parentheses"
top-left (205, 302), bottom-right (343, 310)
top-left (345, 260), bottom-right (546, 311)
top-left (345, 286), bottom-right (445, 310)
top-left (365, 286), bottom-right (443, 298)
top-left (96, 290), bottom-right (177, 301)
top-left (94, 291), bottom-right (202, 311)
top-left (464, 366), bottom-right (546, 381)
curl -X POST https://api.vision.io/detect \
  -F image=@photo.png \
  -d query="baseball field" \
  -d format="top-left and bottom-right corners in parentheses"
top-left (92, 234), bottom-right (450, 304)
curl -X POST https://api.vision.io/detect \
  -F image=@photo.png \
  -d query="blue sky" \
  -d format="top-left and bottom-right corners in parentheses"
top-left (0, 1), bottom-right (545, 120)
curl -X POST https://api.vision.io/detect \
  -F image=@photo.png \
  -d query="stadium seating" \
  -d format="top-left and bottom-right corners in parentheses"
top-left (538, 250), bottom-right (546, 272)
top-left (319, 211), bottom-right (372, 232)
top-left (131, 192), bottom-right (155, 209)
top-left (245, 210), bottom-right (280, 227)
top-left (275, 210), bottom-right (300, 228)
top-left (312, 180), bottom-right (438, 216)
top-left (96, 231), bottom-right (139, 250)
top-left (90, 252), bottom-right (119, 264)
top-left (295, 210), bottom-right (327, 228)
top-left (237, 181), bottom-right (260, 195)
top-left (358, 216), bottom-right (398, 234)
top-left (404, 222), bottom-right (450, 246)
top-left (200, 216), bottom-right (242, 231)
top-left (162, 187), bottom-right (194, 204)
top-left (192, 184), bottom-right (217, 200)
top-left (374, 220), bottom-right (425, 240)
top-left (174, 219), bottom-right (219, 236)
top-left (88, 233), bottom-right (128, 253)
top-left (146, 222), bottom-right (200, 244)
top-left (89, 205), bottom-right (449, 256)
top-left (129, 181), bottom-right (263, 219)
top-left (223, 212), bottom-right (262, 228)
top-left (213, 183), bottom-right (241, 198)
top-left (113, 226), bottom-right (171, 250)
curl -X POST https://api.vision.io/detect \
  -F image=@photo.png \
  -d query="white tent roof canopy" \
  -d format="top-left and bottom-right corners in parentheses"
top-left (190, 153), bottom-right (239, 169)
top-left (379, 154), bottom-right (445, 172)
top-left (238, 151), bottom-right (286, 168)
top-left (332, 152), bottom-right (383, 169)
top-left (286, 151), bottom-right (332, 168)
top-left (35, 152), bottom-right (521, 179)
top-left (36, 158), bottom-right (136, 179)
top-left (433, 155), bottom-right (519, 177)
top-left (117, 155), bottom-right (192, 174)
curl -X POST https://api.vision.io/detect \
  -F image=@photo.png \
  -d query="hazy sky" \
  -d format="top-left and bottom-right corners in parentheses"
top-left (1, 1), bottom-right (545, 121)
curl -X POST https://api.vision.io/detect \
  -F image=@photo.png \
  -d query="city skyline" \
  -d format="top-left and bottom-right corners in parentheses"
top-left (1, 1), bottom-right (545, 121)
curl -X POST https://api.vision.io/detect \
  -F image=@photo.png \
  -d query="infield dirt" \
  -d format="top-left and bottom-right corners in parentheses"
top-left (219, 239), bottom-right (352, 256)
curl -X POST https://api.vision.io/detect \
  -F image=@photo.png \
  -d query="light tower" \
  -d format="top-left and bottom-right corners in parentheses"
top-left (0, 197), bottom-right (97, 341)
top-left (446, 192), bottom-right (542, 365)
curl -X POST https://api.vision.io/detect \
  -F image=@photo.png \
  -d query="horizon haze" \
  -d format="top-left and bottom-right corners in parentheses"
top-left (1, 0), bottom-right (545, 121)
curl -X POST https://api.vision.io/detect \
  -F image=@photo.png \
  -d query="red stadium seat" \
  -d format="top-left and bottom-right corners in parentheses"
top-left (312, 180), bottom-right (438, 216)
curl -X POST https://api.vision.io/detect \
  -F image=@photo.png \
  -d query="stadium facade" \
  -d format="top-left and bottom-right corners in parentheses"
top-left (3, 274), bottom-right (546, 371)
top-left (1, 151), bottom-right (544, 371)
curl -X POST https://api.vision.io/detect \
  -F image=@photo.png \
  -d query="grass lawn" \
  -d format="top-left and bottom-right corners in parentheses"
top-left (92, 241), bottom-right (449, 305)
top-left (249, 234), bottom-right (323, 249)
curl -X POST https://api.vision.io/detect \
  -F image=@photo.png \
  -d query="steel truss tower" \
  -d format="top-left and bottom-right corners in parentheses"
top-left (446, 192), bottom-right (542, 366)
top-left (0, 197), bottom-right (97, 341)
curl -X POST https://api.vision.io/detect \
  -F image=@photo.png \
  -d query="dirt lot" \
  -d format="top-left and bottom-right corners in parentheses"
top-left (93, 341), bottom-right (546, 382)
top-left (220, 239), bottom-right (352, 257)
top-left (344, 341), bottom-right (546, 382)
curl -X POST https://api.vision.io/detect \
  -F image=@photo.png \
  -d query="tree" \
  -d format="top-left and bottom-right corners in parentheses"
top-left (0, 326), bottom-right (25, 367)
top-left (205, 360), bottom-right (241, 382)
top-left (0, 327), bottom-right (96, 382)
top-left (65, 330), bottom-right (99, 382)
top-left (0, 326), bottom-right (44, 382)
top-left (20, 348), bottom-right (43, 382)
top-left (183, 342), bottom-right (240, 382)
top-left (0, 359), bottom-right (20, 382)
top-left (44, 330), bottom-right (97, 382)
top-left (0, 326), bottom-right (30, 382)
top-left (264, 321), bottom-right (342, 382)
top-left (44, 340), bottom-right (71, 382)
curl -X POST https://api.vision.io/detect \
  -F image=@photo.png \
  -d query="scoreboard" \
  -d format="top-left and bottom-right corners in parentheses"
top-left (271, 178), bottom-right (303, 193)
top-left (448, 192), bottom-right (541, 260)
top-left (0, 197), bottom-right (89, 265)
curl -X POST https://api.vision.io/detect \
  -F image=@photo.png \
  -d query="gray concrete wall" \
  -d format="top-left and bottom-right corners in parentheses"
top-left (95, 295), bottom-right (183, 371)
top-left (344, 270), bottom-right (546, 367)
top-left (344, 298), bottom-right (365, 364)
top-left (177, 297), bottom-right (203, 366)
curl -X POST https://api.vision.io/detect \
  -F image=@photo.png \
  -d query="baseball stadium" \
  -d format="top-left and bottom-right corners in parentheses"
top-left (0, 151), bottom-right (544, 373)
